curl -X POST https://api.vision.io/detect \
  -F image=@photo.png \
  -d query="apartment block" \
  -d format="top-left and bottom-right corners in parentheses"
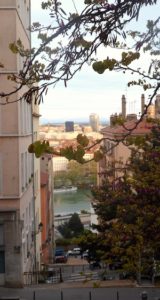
top-left (0, 0), bottom-right (38, 287)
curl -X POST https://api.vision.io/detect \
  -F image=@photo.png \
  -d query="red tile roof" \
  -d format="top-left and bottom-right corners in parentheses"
top-left (101, 119), bottom-right (152, 137)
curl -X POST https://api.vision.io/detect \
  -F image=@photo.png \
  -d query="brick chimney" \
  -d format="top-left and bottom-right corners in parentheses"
top-left (122, 95), bottom-right (126, 119)
top-left (141, 94), bottom-right (145, 115)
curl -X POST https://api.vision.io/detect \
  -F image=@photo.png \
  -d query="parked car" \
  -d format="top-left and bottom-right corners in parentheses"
top-left (73, 248), bottom-right (81, 255)
top-left (82, 251), bottom-right (89, 259)
top-left (54, 248), bottom-right (67, 263)
top-left (67, 250), bottom-right (73, 256)
top-left (55, 255), bottom-right (67, 263)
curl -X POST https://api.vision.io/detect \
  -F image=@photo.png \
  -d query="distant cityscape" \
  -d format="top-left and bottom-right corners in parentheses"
top-left (40, 117), bottom-right (109, 127)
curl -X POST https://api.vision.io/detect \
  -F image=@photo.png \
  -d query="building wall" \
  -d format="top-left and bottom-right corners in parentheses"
top-left (0, 211), bottom-right (23, 287)
top-left (32, 102), bottom-right (41, 271)
top-left (0, 0), bottom-right (34, 287)
top-left (4, 211), bottom-right (23, 287)
top-left (89, 114), bottom-right (100, 132)
top-left (52, 156), bottom-right (68, 172)
top-left (99, 119), bottom-right (152, 185)
top-left (40, 155), bottom-right (54, 266)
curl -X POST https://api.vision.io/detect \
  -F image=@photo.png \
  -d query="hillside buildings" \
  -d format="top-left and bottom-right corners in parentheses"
top-left (98, 94), bottom-right (160, 185)
top-left (39, 123), bottom-right (103, 173)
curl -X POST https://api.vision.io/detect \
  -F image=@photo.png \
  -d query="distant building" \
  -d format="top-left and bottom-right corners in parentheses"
top-left (89, 114), bottom-right (100, 132)
top-left (98, 118), bottom-right (153, 186)
top-left (65, 121), bottom-right (74, 132)
top-left (52, 156), bottom-right (68, 172)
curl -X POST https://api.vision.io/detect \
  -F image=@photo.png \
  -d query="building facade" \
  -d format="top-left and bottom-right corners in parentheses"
top-left (89, 113), bottom-right (100, 132)
top-left (98, 93), bottom-right (155, 185)
top-left (0, 0), bottom-right (39, 287)
top-left (40, 154), bottom-right (54, 266)
top-left (32, 102), bottom-right (41, 271)
top-left (65, 121), bottom-right (74, 132)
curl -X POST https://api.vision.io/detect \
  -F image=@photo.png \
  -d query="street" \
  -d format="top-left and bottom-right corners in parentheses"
top-left (0, 286), bottom-right (160, 300)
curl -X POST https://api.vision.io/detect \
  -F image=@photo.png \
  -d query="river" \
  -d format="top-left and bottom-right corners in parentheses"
top-left (54, 189), bottom-right (91, 215)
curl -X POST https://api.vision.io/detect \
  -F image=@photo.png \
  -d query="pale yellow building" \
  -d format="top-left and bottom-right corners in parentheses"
top-left (0, 0), bottom-right (40, 287)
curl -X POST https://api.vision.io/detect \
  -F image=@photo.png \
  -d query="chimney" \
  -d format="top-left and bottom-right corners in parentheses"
top-left (141, 94), bottom-right (145, 115)
top-left (122, 95), bottom-right (126, 119)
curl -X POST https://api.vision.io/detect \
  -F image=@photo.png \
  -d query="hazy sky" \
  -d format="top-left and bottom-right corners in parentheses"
top-left (31, 1), bottom-right (159, 124)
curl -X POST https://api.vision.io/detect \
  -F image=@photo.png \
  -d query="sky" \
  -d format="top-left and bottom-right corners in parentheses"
top-left (31, 1), bottom-right (160, 124)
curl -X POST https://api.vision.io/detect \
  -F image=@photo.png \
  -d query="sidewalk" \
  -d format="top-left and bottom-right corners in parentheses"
top-left (25, 279), bottom-right (137, 289)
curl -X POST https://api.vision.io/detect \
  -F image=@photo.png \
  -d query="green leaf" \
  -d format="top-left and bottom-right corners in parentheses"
top-left (9, 43), bottom-right (19, 54)
top-left (77, 134), bottom-right (89, 147)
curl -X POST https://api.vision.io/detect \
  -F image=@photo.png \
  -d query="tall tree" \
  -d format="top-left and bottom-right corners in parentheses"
top-left (80, 122), bottom-right (160, 282)
top-left (58, 213), bottom-right (84, 238)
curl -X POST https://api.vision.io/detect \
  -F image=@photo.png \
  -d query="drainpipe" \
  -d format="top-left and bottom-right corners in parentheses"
top-left (29, 0), bottom-right (37, 274)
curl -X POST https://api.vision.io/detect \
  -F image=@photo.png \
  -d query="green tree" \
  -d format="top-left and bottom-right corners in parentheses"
top-left (79, 122), bottom-right (160, 282)
top-left (58, 213), bottom-right (84, 238)
top-left (77, 229), bottom-right (103, 262)
top-left (54, 160), bottom-right (97, 188)
top-left (68, 213), bottom-right (84, 236)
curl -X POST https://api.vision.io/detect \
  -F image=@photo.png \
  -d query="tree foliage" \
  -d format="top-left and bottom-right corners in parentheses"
top-left (28, 133), bottom-right (104, 163)
top-left (1, 0), bottom-right (160, 164)
top-left (0, 0), bottom-right (159, 106)
top-left (78, 123), bottom-right (160, 281)
top-left (54, 159), bottom-right (97, 188)
top-left (58, 213), bottom-right (84, 238)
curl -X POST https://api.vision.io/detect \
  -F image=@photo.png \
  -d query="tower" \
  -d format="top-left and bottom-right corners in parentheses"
top-left (89, 114), bottom-right (100, 132)
top-left (121, 95), bottom-right (126, 119)
top-left (141, 94), bottom-right (145, 115)
top-left (65, 121), bottom-right (74, 132)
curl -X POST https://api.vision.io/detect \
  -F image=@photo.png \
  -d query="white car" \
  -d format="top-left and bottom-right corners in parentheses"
top-left (72, 248), bottom-right (81, 255)
top-left (67, 250), bottom-right (73, 256)
top-left (82, 251), bottom-right (89, 259)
